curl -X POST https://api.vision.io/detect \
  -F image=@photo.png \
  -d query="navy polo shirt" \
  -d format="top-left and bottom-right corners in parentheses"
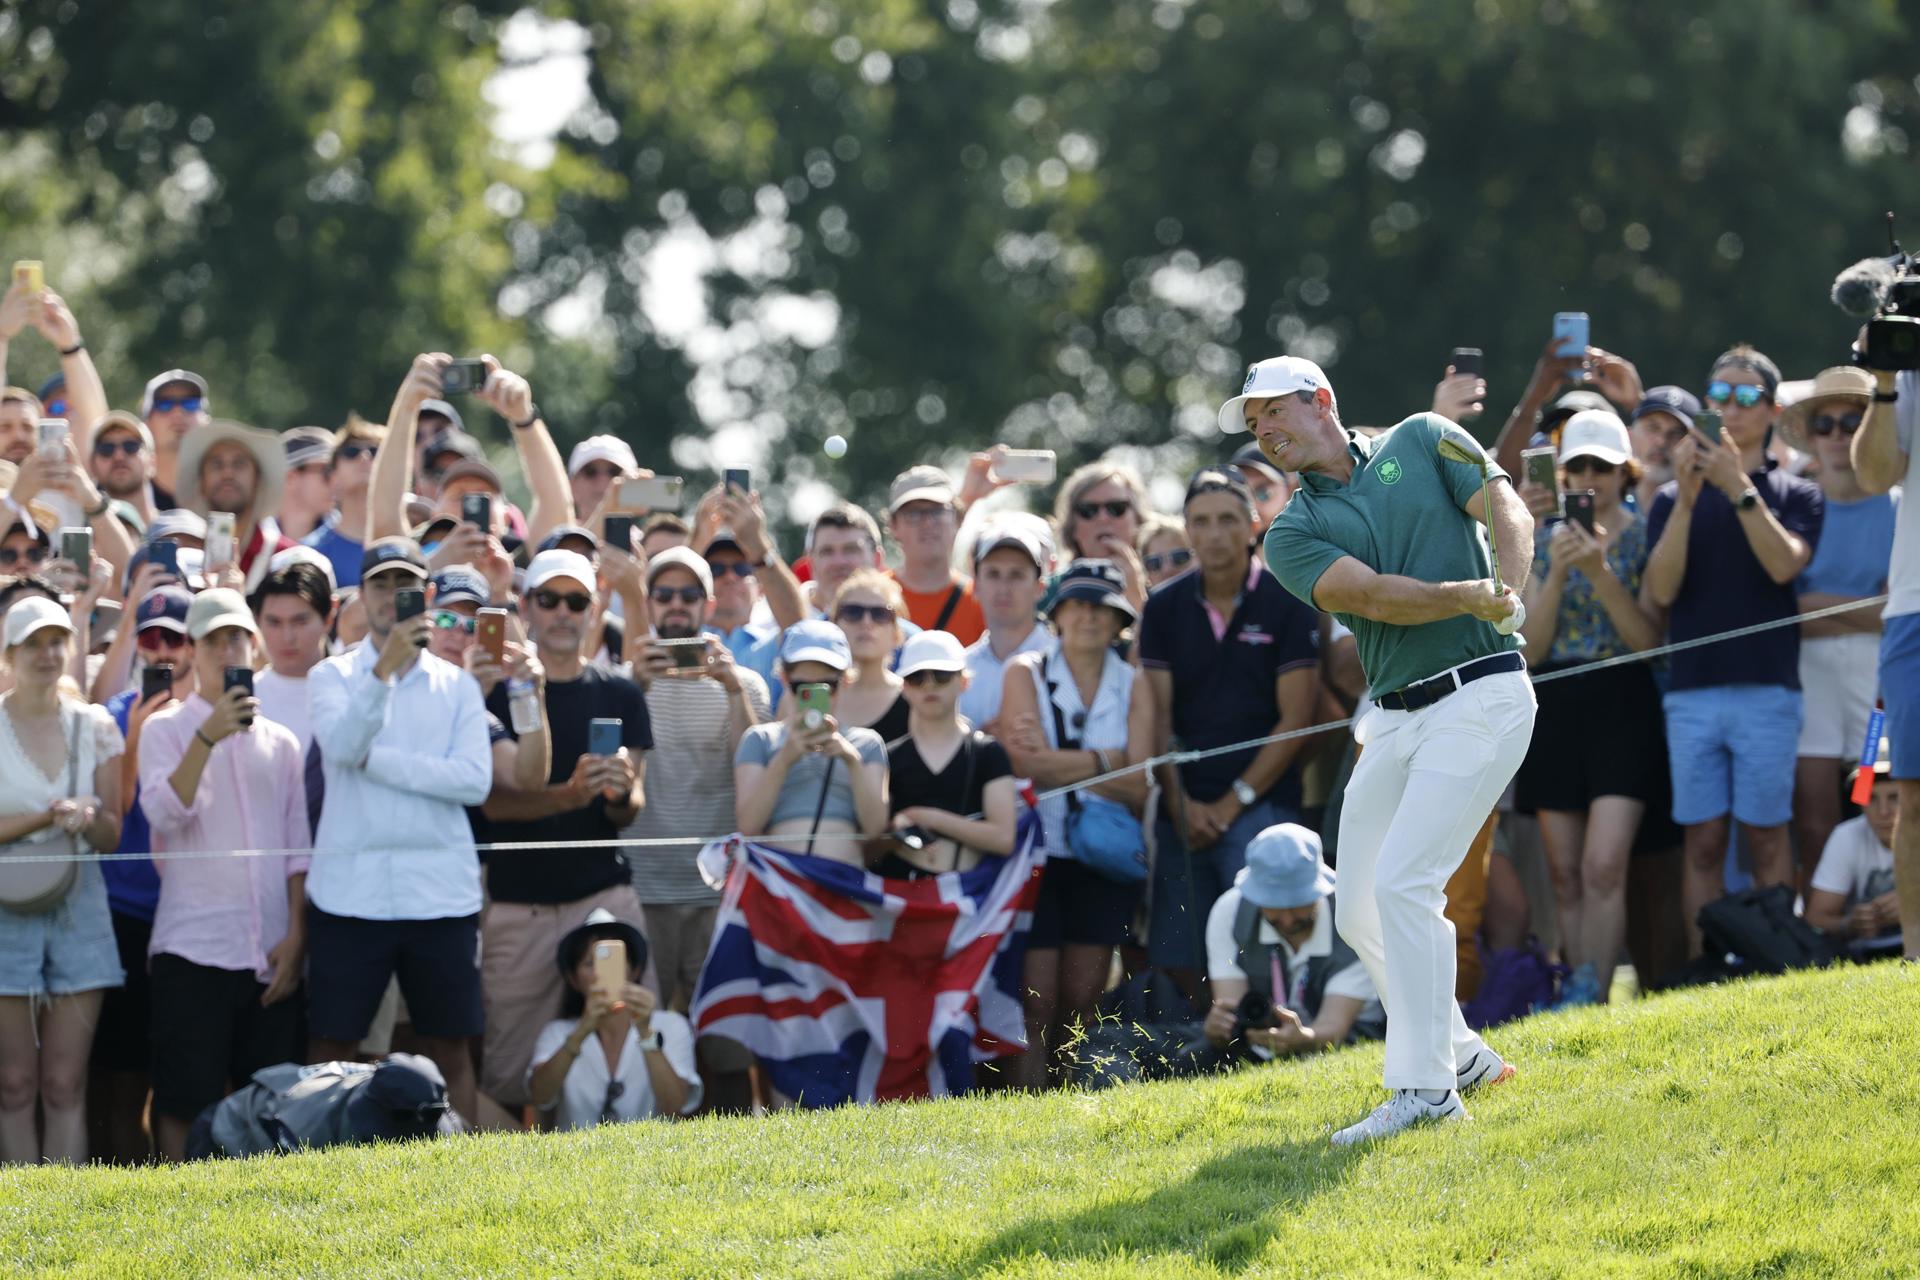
top-left (1137, 558), bottom-right (1320, 808)
top-left (1645, 460), bottom-right (1823, 692)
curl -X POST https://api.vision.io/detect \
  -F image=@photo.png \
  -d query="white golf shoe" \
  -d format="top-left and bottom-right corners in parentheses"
top-left (1455, 1045), bottom-right (1517, 1094)
top-left (1330, 1089), bottom-right (1466, 1147)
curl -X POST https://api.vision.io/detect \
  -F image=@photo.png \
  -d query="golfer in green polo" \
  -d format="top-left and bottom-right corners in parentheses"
top-left (1220, 355), bottom-right (1537, 1145)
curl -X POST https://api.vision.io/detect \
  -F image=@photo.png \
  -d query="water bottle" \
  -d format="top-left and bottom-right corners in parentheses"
top-left (508, 677), bottom-right (541, 736)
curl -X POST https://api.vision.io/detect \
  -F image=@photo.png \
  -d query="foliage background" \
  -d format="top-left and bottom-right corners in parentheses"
top-left (4, 0), bottom-right (1917, 523)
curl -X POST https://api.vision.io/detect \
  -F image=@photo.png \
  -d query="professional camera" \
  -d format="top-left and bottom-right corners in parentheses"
top-left (1230, 989), bottom-right (1274, 1040)
top-left (1831, 213), bottom-right (1920, 371)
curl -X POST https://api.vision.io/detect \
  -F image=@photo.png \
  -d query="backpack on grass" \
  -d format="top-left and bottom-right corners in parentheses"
top-left (186, 1053), bottom-right (461, 1159)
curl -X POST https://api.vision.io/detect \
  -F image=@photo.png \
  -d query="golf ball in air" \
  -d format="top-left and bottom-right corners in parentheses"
top-left (823, 434), bottom-right (848, 458)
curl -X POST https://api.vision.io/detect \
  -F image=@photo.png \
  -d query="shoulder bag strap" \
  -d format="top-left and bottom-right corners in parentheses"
top-left (1044, 674), bottom-right (1084, 814)
top-left (806, 755), bottom-right (837, 850)
top-left (932, 585), bottom-right (964, 633)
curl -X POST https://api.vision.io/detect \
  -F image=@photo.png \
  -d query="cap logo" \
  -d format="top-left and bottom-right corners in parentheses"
top-left (1376, 458), bottom-right (1403, 485)
top-left (1243, 366), bottom-right (1259, 392)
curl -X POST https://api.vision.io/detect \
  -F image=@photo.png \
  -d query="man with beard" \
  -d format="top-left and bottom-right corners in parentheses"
top-left (86, 411), bottom-right (161, 527)
top-left (1628, 386), bottom-right (1702, 511)
top-left (139, 369), bottom-right (212, 509)
top-left (621, 547), bottom-right (769, 1109)
top-left (176, 419), bottom-right (295, 593)
top-left (477, 548), bottom-right (651, 1114)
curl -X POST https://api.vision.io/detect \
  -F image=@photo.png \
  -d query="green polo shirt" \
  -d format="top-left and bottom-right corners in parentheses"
top-left (1263, 413), bottom-right (1518, 699)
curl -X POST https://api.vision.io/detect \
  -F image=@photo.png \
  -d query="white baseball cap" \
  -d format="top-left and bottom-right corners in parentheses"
top-left (525, 548), bottom-right (597, 594)
top-left (568, 435), bottom-right (638, 477)
top-left (3, 596), bottom-right (74, 649)
top-left (896, 630), bottom-right (969, 679)
top-left (1557, 409), bottom-right (1633, 467)
top-left (1217, 356), bottom-right (1336, 434)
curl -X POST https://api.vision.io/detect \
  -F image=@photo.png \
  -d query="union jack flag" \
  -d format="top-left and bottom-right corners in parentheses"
top-left (691, 812), bottom-right (1044, 1107)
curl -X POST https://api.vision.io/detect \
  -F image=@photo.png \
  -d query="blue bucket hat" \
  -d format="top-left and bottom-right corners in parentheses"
top-left (1238, 823), bottom-right (1335, 910)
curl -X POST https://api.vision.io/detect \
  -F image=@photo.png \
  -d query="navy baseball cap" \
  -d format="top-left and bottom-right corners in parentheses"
top-left (1049, 558), bottom-right (1137, 623)
top-left (1632, 385), bottom-right (1701, 431)
top-left (361, 536), bottom-right (429, 581)
top-left (429, 565), bottom-right (490, 608)
top-left (134, 584), bottom-right (193, 634)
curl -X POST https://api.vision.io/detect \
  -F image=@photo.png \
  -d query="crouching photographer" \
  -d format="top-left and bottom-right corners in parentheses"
top-left (1201, 824), bottom-right (1383, 1060)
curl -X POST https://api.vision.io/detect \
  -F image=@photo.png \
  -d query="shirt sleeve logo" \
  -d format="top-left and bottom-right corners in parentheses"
top-left (1376, 457), bottom-right (1403, 485)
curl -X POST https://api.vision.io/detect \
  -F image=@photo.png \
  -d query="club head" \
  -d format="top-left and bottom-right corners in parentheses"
top-left (1435, 437), bottom-right (1490, 469)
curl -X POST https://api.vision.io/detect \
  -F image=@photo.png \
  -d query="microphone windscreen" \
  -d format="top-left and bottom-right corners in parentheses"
top-left (1833, 256), bottom-right (1898, 316)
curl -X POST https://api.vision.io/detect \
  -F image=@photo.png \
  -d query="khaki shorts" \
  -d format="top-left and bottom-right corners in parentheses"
top-left (645, 900), bottom-right (752, 1074)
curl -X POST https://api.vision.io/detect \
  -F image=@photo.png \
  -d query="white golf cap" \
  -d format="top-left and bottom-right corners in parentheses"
top-left (645, 545), bottom-right (714, 598)
top-left (896, 629), bottom-right (969, 679)
top-left (525, 548), bottom-right (597, 594)
top-left (3, 596), bottom-right (74, 649)
top-left (1217, 356), bottom-right (1335, 434)
top-left (568, 435), bottom-right (638, 476)
top-left (1557, 409), bottom-right (1633, 467)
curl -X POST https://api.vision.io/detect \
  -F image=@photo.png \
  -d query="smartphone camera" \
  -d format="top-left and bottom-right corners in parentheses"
top-left (440, 358), bottom-right (487, 395)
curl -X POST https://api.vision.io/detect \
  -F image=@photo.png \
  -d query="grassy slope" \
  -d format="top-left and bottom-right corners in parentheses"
top-left (2, 964), bottom-right (1915, 1280)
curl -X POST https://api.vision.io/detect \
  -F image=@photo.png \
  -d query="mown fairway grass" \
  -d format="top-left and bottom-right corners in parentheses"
top-left (2, 963), bottom-right (1915, 1279)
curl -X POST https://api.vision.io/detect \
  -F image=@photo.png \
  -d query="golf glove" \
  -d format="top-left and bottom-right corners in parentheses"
top-left (1493, 589), bottom-right (1526, 637)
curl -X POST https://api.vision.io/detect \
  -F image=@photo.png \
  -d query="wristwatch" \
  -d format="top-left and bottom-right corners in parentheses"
top-left (1736, 487), bottom-right (1760, 512)
top-left (638, 1030), bottom-right (663, 1053)
top-left (1231, 779), bottom-right (1259, 808)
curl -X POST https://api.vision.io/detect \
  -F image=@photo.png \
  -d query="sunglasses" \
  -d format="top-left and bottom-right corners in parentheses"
top-left (532, 589), bottom-right (591, 613)
top-left (0, 546), bottom-right (49, 567)
top-left (44, 398), bottom-right (68, 418)
top-left (577, 463), bottom-right (623, 481)
top-left (1143, 548), bottom-right (1194, 574)
top-left (1811, 411), bottom-right (1864, 438)
top-left (709, 560), bottom-right (755, 578)
top-left (137, 628), bottom-right (187, 651)
top-left (650, 585), bottom-right (705, 606)
top-left (1074, 500), bottom-right (1134, 521)
top-left (834, 603), bottom-right (895, 626)
top-left (93, 438), bottom-right (143, 459)
top-left (1705, 380), bottom-right (1768, 409)
top-left (430, 610), bottom-right (476, 634)
top-left (150, 395), bottom-right (204, 415)
top-left (1563, 457), bottom-right (1617, 475)
top-left (337, 442), bottom-right (378, 462)
top-left (904, 669), bottom-right (959, 688)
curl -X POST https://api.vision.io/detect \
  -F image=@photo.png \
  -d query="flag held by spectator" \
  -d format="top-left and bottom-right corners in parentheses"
top-left (692, 813), bottom-right (1043, 1107)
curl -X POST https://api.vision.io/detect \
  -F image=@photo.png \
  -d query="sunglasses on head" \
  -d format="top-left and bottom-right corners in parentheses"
top-left (1074, 500), bottom-right (1133, 521)
top-left (650, 584), bottom-right (705, 606)
top-left (1811, 411), bottom-right (1864, 437)
top-left (834, 602), bottom-right (895, 625)
top-left (532, 589), bottom-right (592, 613)
top-left (337, 442), bottom-right (378, 462)
top-left (0, 545), bottom-right (49, 567)
top-left (709, 560), bottom-right (755, 579)
top-left (93, 438), bottom-right (142, 459)
top-left (430, 610), bottom-right (476, 634)
top-left (1143, 548), bottom-right (1194, 574)
top-left (1705, 380), bottom-right (1768, 409)
top-left (904, 668), bottom-right (959, 688)
top-left (1563, 457), bottom-right (1617, 475)
top-left (150, 395), bottom-right (203, 415)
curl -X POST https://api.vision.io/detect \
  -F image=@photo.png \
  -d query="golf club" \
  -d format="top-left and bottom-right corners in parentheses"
top-left (1433, 435), bottom-right (1502, 594)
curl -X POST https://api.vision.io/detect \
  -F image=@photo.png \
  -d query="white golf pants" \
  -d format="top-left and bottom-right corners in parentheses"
top-left (1337, 668), bottom-right (1537, 1091)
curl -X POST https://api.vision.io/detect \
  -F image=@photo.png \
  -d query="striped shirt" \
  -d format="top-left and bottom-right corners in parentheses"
top-left (619, 668), bottom-right (772, 904)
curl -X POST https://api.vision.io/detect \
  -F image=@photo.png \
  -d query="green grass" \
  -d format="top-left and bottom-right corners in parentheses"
top-left (3, 964), bottom-right (1916, 1279)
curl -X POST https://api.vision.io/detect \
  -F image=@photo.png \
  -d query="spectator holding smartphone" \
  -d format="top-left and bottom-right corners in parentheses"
top-left (1628, 387), bottom-right (1703, 511)
top-left (526, 910), bottom-right (701, 1129)
top-left (875, 631), bottom-right (1018, 878)
top-left (1644, 347), bottom-right (1822, 951)
top-left (137, 589), bottom-right (309, 1161)
top-left (1514, 411), bottom-right (1664, 1004)
top-left (1778, 368), bottom-right (1894, 886)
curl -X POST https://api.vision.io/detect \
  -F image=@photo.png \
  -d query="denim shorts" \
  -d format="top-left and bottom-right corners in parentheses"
top-left (0, 863), bottom-right (127, 998)
top-left (1880, 611), bottom-right (1920, 779)
top-left (1662, 685), bottom-right (1803, 827)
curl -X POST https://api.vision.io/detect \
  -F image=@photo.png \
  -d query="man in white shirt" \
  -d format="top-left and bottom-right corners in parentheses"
top-left (306, 535), bottom-right (493, 1122)
top-left (957, 518), bottom-right (1053, 734)
top-left (248, 559), bottom-right (334, 754)
top-left (1201, 824), bottom-right (1382, 1060)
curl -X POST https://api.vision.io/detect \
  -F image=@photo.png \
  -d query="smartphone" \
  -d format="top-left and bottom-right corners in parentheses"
top-left (224, 665), bottom-right (255, 727)
top-left (440, 358), bottom-right (487, 395)
top-left (461, 492), bottom-right (493, 532)
top-left (587, 717), bottom-right (623, 759)
top-left (617, 475), bottom-right (685, 511)
top-left (149, 539), bottom-right (181, 579)
top-left (656, 637), bottom-right (708, 670)
top-left (142, 664), bottom-right (174, 702)
top-left (602, 514), bottom-right (636, 554)
top-left (723, 467), bottom-right (751, 495)
top-left (12, 260), bottom-right (43, 294)
top-left (395, 586), bottom-right (427, 646)
top-left (1696, 410), bottom-right (1724, 443)
top-left (1551, 312), bottom-right (1589, 361)
top-left (795, 682), bottom-right (833, 729)
top-left (37, 418), bottom-right (68, 457)
top-left (476, 607), bottom-right (508, 662)
top-left (58, 527), bottom-right (92, 570)
top-left (991, 449), bottom-right (1058, 485)
top-left (1521, 446), bottom-right (1558, 493)
top-left (591, 939), bottom-right (627, 1001)
top-left (204, 511), bottom-right (237, 570)
top-left (1566, 489), bottom-right (1597, 535)
top-left (1449, 347), bottom-right (1484, 378)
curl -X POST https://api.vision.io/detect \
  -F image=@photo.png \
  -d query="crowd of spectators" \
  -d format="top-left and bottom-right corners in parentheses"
top-left (0, 273), bottom-right (1912, 1165)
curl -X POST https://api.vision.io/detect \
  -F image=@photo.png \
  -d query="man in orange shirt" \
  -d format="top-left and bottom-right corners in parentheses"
top-left (886, 465), bottom-right (986, 644)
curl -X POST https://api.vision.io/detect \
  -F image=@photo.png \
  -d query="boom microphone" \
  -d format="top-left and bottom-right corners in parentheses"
top-left (1833, 255), bottom-right (1900, 316)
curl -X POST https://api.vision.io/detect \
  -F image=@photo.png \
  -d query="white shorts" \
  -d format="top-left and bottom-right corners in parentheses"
top-left (1798, 632), bottom-right (1881, 758)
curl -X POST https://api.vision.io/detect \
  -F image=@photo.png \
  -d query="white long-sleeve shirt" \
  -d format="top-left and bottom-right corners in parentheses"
top-left (307, 641), bottom-right (493, 921)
